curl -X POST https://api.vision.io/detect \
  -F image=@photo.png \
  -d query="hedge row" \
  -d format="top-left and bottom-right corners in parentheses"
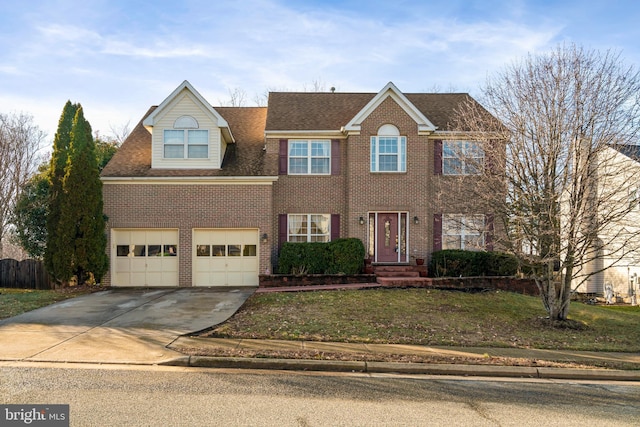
top-left (429, 250), bottom-right (519, 277)
top-left (278, 238), bottom-right (366, 274)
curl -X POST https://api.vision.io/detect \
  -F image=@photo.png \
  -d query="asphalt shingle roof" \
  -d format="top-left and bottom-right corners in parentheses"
top-left (101, 106), bottom-right (270, 178)
top-left (265, 91), bottom-right (486, 132)
top-left (101, 90), bottom-right (493, 178)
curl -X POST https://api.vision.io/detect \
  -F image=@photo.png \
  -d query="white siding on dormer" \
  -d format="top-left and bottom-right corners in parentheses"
top-left (220, 134), bottom-right (228, 165)
top-left (151, 90), bottom-right (224, 169)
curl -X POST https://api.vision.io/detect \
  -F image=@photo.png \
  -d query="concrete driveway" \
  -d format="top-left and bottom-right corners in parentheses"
top-left (0, 287), bottom-right (255, 365)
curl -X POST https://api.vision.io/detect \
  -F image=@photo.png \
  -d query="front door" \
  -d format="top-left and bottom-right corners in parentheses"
top-left (374, 212), bottom-right (408, 263)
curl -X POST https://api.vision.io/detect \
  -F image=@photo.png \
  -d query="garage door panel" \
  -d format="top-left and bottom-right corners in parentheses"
top-left (242, 271), bottom-right (257, 285)
top-left (115, 272), bottom-right (130, 286)
top-left (130, 258), bottom-right (146, 272)
top-left (193, 229), bottom-right (259, 287)
top-left (112, 229), bottom-right (179, 287)
top-left (130, 271), bottom-right (146, 285)
top-left (131, 230), bottom-right (147, 242)
top-left (162, 271), bottom-right (178, 285)
top-left (226, 271), bottom-right (244, 284)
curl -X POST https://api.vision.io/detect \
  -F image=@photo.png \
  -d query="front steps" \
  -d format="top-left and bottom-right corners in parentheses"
top-left (374, 265), bottom-right (432, 287)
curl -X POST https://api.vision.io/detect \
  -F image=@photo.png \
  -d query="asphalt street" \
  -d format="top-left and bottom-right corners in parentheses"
top-left (1, 363), bottom-right (639, 426)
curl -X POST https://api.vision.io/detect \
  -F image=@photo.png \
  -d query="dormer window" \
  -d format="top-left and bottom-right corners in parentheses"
top-left (163, 115), bottom-right (209, 159)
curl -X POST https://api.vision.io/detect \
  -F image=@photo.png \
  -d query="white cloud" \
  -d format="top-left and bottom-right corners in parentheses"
top-left (37, 23), bottom-right (101, 43)
top-left (0, 65), bottom-right (24, 76)
top-left (101, 40), bottom-right (211, 59)
top-left (2, 0), bottom-right (636, 144)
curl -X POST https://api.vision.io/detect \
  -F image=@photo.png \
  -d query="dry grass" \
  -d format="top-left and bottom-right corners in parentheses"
top-left (0, 287), bottom-right (94, 320)
top-left (201, 288), bottom-right (640, 352)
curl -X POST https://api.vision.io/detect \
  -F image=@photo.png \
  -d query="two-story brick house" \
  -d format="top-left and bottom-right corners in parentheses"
top-left (101, 80), bottom-right (499, 287)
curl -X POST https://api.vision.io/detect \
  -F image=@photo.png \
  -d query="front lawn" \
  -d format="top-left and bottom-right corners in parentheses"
top-left (204, 288), bottom-right (640, 352)
top-left (0, 288), bottom-right (93, 320)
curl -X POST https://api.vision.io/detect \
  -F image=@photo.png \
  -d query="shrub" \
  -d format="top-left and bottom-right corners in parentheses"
top-left (326, 238), bottom-right (366, 274)
top-left (485, 252), bottom-right (520, 276)
top-left (277, 242), bottom-right (329, 274)
top-left (429, 250), bottom-right (518, 277)
top-left (277, 238), bottom-right (365, 274)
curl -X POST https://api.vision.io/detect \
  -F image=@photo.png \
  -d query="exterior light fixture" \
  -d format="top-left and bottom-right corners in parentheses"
top-left (413, 216), bottom-right (419, 225)
top-left (261, 233), bottom-right (268, 243)
top-left (359, 216), bottom-right (365, 225)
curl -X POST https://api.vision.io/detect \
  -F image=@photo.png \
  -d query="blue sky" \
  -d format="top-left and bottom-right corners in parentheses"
top-left (1, 0), bottom-right (640, 144)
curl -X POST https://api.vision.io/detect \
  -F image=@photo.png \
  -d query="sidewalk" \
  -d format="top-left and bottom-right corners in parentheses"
top-left (2, 285), bottom-right (639, 381)
top-left (168, 336), bottom-right (640, 381)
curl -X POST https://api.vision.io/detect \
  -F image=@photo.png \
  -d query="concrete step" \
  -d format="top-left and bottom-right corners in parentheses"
top-left (376, 277), bottom-right (433, 287)
top-left (373, 265), bottom-right (414, 272)
top-left (373, 265), bottom-right (426, 278)
top-left (375, 270), bottom-right (420, 278)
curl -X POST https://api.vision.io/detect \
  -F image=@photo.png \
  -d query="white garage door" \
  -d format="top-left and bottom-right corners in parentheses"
top-left (193, 229), bottom-right (259, 286)
top-left (112, 229), bottom-right (179, 287)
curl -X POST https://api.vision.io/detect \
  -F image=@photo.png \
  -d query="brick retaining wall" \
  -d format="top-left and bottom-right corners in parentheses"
top-left (259, 274), bottom-right (539, 295)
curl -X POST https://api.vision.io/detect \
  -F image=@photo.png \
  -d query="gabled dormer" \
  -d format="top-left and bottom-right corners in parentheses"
top-left (342, 82), bottom-right (437, 136)
top-left (143, 80), bottom-right (235, 169)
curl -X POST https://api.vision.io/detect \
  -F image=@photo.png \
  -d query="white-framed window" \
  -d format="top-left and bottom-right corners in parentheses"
top-left (443, 141), bottom-right (484, 175)
top-left (164, 129), bottom-right (209, 159)
top-left (164, 115), bottom-right (209, 159)
top-left (443, 214), bottom-right (485, 250)
top-left (288, 214), bottom-right (330, 242)
top-left (371, 125), bottom-right (406, 172)
top-left (288, 140), bottom-right (330, 174)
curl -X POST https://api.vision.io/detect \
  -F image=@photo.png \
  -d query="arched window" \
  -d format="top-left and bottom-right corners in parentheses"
top-left (377, 124), bottom-right (400, 136)
top-left (370, 124), bottom-right (406, 172)
top-left (174, 115), bottom-right (199, 129)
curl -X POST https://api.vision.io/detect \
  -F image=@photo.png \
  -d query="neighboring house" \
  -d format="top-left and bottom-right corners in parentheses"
top-left (100, 81), bottom-right (501, 287)
top-left (578, 144), bottom-right (640, 301)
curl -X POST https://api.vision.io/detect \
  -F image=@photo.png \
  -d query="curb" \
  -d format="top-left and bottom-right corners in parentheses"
top-left (162, 356), bottom-right (640, 381)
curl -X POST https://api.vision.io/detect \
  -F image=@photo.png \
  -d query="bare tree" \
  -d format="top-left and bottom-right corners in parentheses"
top-left (253, 91), bottom-right (269, 107)
top-left (221, 87), bottom-right (248, 107)
top-left (302, 78), bottom-right (327, 92)
top-left (426, 83), bottom-right (460, 93)
top-left (453, 44), bottom-right (640, 321)
top-left (0, 112), bottom-right (46, 257)
top-left (108, 120), bottom-right (131, 146)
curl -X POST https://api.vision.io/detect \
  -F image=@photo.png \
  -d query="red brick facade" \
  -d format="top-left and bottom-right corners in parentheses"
top-left (268, 95), bottom-right (488, 267)
top-left (102, 182), bottom-right (273, 286)
top-left (101, 81), bottom-right (501, 286)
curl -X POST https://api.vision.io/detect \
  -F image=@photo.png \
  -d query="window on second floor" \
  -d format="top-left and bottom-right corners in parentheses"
top-left (443, 141), bottom-right (484, 175)
top-left (371, 124), bottom-right (406, 172)
top-left (288, 140), bottom-right (331, 174)
top-left (164, 115), bottom-right (209, 159)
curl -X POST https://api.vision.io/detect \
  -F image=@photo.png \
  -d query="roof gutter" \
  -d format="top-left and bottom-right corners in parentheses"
top-left (264, 130), bottom-right (345, 139)
top-left (101, 176), bottom-right (279, 185)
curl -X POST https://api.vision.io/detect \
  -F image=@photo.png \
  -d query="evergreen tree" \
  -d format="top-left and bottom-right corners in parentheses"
top-left (58, 106), bottom-right (109, 283)
top-left (45, 101), bottom-right (78, 283)
top-left (13, 134), bottom-right (119, 262)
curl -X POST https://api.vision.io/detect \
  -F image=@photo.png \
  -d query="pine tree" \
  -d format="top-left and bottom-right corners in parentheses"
top-left (58, 106), bottom-right (109, 284)
top-left (45, 101), bottom-right (78, 283)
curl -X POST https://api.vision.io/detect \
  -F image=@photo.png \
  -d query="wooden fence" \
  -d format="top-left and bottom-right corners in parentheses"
top-left (0, 259), bottom-right (53, 290)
